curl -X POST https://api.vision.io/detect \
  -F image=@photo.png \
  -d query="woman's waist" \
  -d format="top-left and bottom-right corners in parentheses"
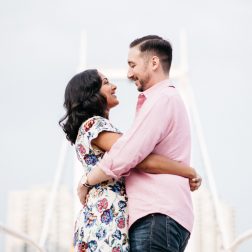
top-left (87, 179), bottom-right (126, 200)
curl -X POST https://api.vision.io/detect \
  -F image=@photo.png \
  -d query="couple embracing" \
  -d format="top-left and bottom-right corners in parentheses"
top-left (59, 35), bottom-right (202, 252)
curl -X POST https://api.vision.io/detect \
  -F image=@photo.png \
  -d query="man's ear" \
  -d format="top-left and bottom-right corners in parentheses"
top-left (151, 56), bottom-right (160, 71)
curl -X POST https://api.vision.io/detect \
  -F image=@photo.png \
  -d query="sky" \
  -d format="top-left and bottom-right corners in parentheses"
top-left (0, 0), bottom-right (252, 251)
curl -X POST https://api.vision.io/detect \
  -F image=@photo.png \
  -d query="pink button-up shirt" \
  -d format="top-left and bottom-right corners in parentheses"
top-left (98, 79), bottom-right (194, 232)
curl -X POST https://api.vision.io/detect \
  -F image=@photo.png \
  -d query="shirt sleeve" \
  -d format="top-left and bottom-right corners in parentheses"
top-left (98, 94), bottom-right (180, 179)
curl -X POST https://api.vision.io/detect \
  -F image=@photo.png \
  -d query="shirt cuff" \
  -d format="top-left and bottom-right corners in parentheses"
top-left (97, 161), bottom-right (120, 180)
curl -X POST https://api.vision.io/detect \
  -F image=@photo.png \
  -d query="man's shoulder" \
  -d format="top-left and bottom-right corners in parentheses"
top-left (164, 84), bottom-right (179, 95)
top-left (148, 86), bottom-right (180, 103)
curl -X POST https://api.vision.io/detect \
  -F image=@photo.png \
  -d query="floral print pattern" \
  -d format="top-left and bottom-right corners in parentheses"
top-left (74, 116), bottom-right (129, 252)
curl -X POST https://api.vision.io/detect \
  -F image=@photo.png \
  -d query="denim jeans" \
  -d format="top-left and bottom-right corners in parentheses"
top-left (129, 213), bottom-right (190, 252)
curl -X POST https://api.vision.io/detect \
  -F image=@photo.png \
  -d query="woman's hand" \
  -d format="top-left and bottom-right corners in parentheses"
top-left (189, 173), bottom-right (202, 191)
top-left (77, 180), bottom-right (89, 205)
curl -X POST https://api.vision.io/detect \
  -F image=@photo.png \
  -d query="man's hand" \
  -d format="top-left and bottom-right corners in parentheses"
top-left (77, 180), bottom-right (89, 205)
top-left (189, 173), bottom-right (202, 191)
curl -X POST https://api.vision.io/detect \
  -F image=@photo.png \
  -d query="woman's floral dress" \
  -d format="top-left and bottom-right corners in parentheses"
top-left (74, 116), bottom-right (129, 252)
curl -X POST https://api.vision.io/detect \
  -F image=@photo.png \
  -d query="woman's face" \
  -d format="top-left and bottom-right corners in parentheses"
top-left (99, 72), bottom-right (119, 109)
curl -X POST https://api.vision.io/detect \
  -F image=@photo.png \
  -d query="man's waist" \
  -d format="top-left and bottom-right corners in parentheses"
top-left (127, 200), bottom-right (194, 232)
top-left (125, 173), bottom-right (193, 228)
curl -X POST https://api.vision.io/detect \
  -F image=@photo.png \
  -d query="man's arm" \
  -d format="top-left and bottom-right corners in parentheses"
top-left (100, 95), bottom-right (182, 178)
top-left (87, 95), bottom-right (178, 184)
top-left (87, 128), bottom-right (198, 185)
top-left (84, 130), bottom-right (202, 188)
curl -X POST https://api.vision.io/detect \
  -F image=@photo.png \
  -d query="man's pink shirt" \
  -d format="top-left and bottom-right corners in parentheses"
top-left (98, 79), bottom-right (194, 232)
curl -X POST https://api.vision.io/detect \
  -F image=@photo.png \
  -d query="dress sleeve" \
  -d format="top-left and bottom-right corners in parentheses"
top-left (80, 116), bottom-right (121, 154)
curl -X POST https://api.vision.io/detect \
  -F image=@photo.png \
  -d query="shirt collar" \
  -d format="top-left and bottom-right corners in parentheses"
top-left (141, 78), bottom-right (172, 98)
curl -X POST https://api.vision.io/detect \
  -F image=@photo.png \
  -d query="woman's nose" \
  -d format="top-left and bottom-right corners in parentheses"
top-left (111, 83), bottom-right (117, 90)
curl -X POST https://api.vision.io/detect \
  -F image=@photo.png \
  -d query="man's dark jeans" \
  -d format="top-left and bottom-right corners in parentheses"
top-left (129, 213), bottom-right (190, 252)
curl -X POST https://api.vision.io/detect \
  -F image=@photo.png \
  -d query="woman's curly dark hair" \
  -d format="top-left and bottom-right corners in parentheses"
top-left (59, 69), bottom-right (107, 144)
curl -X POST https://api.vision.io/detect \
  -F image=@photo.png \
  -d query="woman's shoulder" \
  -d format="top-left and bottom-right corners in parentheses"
top-left (79, 116), bottom-right (120, 134)
top-left (80, 116), bottom-right (108, 131)
top-left (75, 116), bottom-right (107, 148)
top-left (75, 116), bottom-right (121, 147)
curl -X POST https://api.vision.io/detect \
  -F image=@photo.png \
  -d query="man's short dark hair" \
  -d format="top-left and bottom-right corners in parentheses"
top-left (130, 35), bottom-right (172, 73)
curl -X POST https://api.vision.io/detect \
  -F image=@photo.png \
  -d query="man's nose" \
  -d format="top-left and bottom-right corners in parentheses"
top-left (127, 69), bottom-right (133, 79)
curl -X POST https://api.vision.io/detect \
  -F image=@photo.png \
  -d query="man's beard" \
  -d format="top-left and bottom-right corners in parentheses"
top-left (137, 74), bottom-right (150, 92)
top-left (137, 85), bottom-right (144, 92)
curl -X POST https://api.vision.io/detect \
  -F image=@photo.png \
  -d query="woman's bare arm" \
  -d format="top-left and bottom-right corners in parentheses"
top-left (136, 154), bottom-right (196, 178)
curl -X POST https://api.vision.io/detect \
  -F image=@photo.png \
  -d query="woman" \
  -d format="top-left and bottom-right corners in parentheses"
top-left (59, 69), bottom-right (199, 252)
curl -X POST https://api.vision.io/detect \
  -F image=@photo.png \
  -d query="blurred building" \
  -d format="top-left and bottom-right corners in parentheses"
top-left (186, 187), bottom-right (235, 252)
top-left (4, 185), bottom-right (235, 252)
top-left (5, 186), bottom-right (74, 252)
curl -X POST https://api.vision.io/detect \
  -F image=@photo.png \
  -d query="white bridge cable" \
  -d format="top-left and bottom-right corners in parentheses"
top-left (39, 30), bottom-right (87, 249)
top-left (39, 139), bottom-right (68, 247)
top-left (178, 30), bottom-right (229, 250)
top-left (227, 229), bottom-right (252, 252)
top-left (182, 80), bottom-right (229, 250)
top-left (0, 223), bottom-right (46, 252)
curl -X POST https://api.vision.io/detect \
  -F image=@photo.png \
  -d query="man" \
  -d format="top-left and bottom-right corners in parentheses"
top-left (79, 35), bottom-right (201, 251)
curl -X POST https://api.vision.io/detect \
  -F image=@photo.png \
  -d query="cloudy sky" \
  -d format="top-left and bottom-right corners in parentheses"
top-left (1, 0), bottom-right (252, 251)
